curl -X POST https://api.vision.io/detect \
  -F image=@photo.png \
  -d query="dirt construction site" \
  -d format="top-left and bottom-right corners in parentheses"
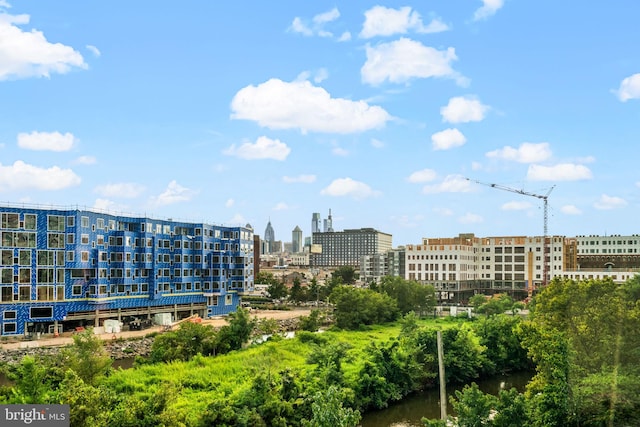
top-left (0, 309), bottom-right (311, 351)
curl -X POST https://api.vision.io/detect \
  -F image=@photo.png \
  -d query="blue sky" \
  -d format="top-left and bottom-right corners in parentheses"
top-left (1, 1), bottom-right (639, 247)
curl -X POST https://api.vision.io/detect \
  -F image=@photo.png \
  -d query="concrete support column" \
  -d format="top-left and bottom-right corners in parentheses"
top-left (94, 309), bottom-right (100, 327)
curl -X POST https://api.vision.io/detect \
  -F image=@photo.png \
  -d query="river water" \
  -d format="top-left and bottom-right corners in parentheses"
top-left (360, 371), bottom-right (533, 427)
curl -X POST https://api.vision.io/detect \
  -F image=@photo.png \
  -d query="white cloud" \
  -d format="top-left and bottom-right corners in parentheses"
top-left (0, 11), bottom-right (87, 80)
top-left (86, 44), bottom-right (101, 57)
top-left (17, 131), bottom-right (76, 151)
top-left (314, 68), bottom-right (328, 83)
top-left (94, 182), bottom-right (145, 198)
top-left (459, 212), bottom-right (483, 224)
top-left (0, 1), bottom-right (11, 9)
top-left (360, 6), bottom-right (448, 38)
top-left (422, 174), bottom-right (472, 194)
top-left (337, 31), bottom-right (351, 42)
top-left (433, 207), bottom-right (454, 216)
top-left (371, 138), bottom-right (384, 148)
top-left (290, 17), bottom-right (312, 36)
top-left (501, 201), bottom-right (532, 211)
top-left (332, 147), bottom-right (349, 156)
top-left (391, 214), bottom-right (425, 229)
top-left (561, 205), bottom-right (582, 215)
top-left (151, 180), bottom-right (197, 207)
top-left (527, 163), bottom-right (592, 181)
top-left (273, 202), bottom-right (290, 211)
top-left (313, 8), bottom-right (340, 25)
top-left (228, 213), bottom-right (247, 225)
top-left (407, 168), bottom-right (437, 183)
top-left (441, 96), bottom-right (489, 123)
top-left (431, 128), bottom-right (466, 150)
top-left (615, 73), bottom-right (640, 101)
top-left (320, 177), bottom-right (381, 199)
top-left (594, 194), bottom-right (627, 210)
top-left (486, 142), bottom-right (552, 163)
top-left (225, 198), bottom-right (234, 208)
top-left (473, 0), bottom-right (505, 21)
top-left (0, 160), bottom-right (80, 190)
top-left (73, 155), bottom-right (96, 165)
top-left (92, 198), bottom-right (128, 213)
top-left (283, 174), bottom-right (317, 184)
top-left (289, 8), bottom-right (343, 40)
top-left (231, 78), bottom-right (391, 134)
top-left (471, 161), bottom-right (483, 171)
top-left (223, 136), bottom-right (290, 161)
top-left (362, 38), bottom-right (467, 87)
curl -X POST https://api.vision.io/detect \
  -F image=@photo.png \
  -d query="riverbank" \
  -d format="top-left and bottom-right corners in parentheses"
top-left (0, 309), bottom-right (310, 364)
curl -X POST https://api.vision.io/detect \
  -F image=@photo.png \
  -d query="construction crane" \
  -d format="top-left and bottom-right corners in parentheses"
top-left (466, 178), bottom-right (555, 298)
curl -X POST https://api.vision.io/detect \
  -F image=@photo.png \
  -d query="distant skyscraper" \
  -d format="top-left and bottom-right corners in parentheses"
top-left (292, 226), bottom-right (303, 253)
top-left (327, 209), bottom-right (333, 232)
top-left (264, 220), bottom-right (275, 254)
top-left (312, 212), bottom-right (321, 234)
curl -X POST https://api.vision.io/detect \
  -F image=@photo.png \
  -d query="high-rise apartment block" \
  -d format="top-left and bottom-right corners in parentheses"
top-left (0, 205), bottom-right (253, 337)
top-left (292, 226), bottom-right (303, 254)
top-left (312, 228), bottom-right (392, 267)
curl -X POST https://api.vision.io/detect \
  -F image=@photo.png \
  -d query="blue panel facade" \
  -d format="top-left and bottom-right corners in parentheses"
top-left (0, 206), bottom-right (254, 336)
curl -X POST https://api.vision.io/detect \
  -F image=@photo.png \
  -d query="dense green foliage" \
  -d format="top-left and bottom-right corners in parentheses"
top-left (0, 311), bottom-right (531, 426)
top-left (13, 275), bottom-right (637, 426)
top-left (377, 276), bottom-right (438, 316)
top-left (424, 276), bottom-right (640, 427)
top-left (330, 285), bottom-right (400, 328)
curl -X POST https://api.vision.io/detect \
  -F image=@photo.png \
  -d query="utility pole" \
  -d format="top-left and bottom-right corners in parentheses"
top-left (437, 330), bottom-right (447, 421)
top-left (466, 178), bottom-right (555, 297)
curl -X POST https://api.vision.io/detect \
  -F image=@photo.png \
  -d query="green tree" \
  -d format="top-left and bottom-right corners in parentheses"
top-left (60, 328), bottom-right (112, 385)
top-left (53, 370), bottom-right (114, 427)
top-left (475, 293), bottom-right (515, 317)
top-left (299, 309), bottom-right (322, 332)
top-left (307, 341), bottom-right (352, 387)
top-left (216, 307), bottom-right (257, 354)
top-left (517, 321), bottom-right (569, 427)
top-left (7, 356), bottom-right (53, 404)
top-left (149, 321), bottom-right (217, 363)
top-left (378, 276), bottom-right (437, 316)
top-left (450, 382), bottom-right (495, 427)
top-left (302, 385), bottom-right (361, 427)
top-left (289, 277), bottom-right (307, 303)
top-left (267, 278), bottom-right (289, 300)
top-left (330, 285), bottom-right (400, 329)
top-left (331, 266), bottom-right (358, 285)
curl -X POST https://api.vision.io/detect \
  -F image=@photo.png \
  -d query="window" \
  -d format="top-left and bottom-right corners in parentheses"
top-left (36, 285), bottom-right (54, 300)
top-left (81, 251), bottom-right (89, 262)
top-left (3, 310), bottom-right (16, 320)
top-left (67, 251), bottom-right (74, 262)
top-left (48, 233), bottom-right (65, 249)
top-left (1, 269), bottom-right (11, 284)
top-left (3, 323), bottom-right (16, 334)
top-left (24, 214), bottom-right (36, 230)
top-left (81, 234), bottom-right (89, 244)
top-left (225, 294), bottom-right (232, 305)
top-left (1, 286), bottom-right (12, 301)
top-left (1, 213), bottom-right (19, 229)
top-left (18, 250), bottom-right (30, 265)
top-left (18, 268), bottom-right (30, 283)
top-left (81, 216), bottom-right (89, 228)
top-left (19, 286), bottom-right (30, 301)
top-left (72, 285), bottom-right (82, 296)
top-left (67, 216), bottom-right (75, 227)
top-left (97, 218), bottom-right (105, 229)
top-left (31, 307), bottom-right (53, 318)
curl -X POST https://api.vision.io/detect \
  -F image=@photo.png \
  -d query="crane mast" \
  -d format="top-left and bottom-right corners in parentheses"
top-left (466, 179), bottom-right (555, 298)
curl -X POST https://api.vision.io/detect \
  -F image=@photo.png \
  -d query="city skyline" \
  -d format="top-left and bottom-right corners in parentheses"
top-left (1, 1), bottom-right (640, 247)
